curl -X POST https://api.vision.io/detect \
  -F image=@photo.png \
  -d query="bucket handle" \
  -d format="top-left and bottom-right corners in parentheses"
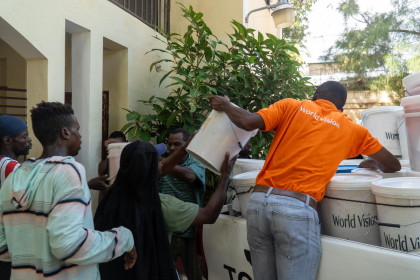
top-left (229, 121), bottom-right (244, 150)
top-left (362, 192), bottom-right (420, 228)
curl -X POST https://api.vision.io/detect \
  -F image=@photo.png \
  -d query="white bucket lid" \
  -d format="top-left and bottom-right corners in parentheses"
top-left (407, 169), bottom-right (420, 177)
top-left (232, 170), bottom-right (260, 188)
top-left (394, 108), bottom-right (404, 117)
top-left (326, 173), bottom-right (383, 190)
top-left (360, 106), bottom-right (403, 118)
top-left (351, 168), bottom-right (380, 176)
top-left (400, 159), bottom-right (410, 168)
top-left (372, 177), bottom-right (420, 198)
top-left (402, 71), bottom-right (420, 88)
top-left (406, 85), bottom-right (420, 96)
top-left (339, 159), bottom-right (363, 166)
top-left (234, 158), bottom-right (265, 166)
top-left (401, 95), bottom-right (420, 108)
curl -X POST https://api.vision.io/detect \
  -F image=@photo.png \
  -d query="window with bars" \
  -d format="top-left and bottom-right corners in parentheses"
top-left (110, 0), bottom-right (170, 33)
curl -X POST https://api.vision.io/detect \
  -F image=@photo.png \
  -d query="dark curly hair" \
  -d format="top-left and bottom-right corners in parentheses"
top-left (170, 128), bottom-right (190, 141)
top-left (31, 101), bottom-right (75, 146)
top-left (314, 81), bottom-right (347, 111)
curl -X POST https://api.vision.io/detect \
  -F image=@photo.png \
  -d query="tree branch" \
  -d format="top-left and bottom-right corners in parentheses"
top-left (389, 29), bottom-right (420, 36)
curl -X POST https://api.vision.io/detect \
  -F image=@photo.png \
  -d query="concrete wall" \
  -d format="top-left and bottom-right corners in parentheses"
top-left (0, 39), bottom-right (27, 120)
top-left (0, 0), bottom-right (170, 179)
top-left (170, 0), bottom-right (278, 43)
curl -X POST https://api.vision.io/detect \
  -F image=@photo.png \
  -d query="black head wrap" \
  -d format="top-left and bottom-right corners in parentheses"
top-left (94, 140), bottom-right (178, 280)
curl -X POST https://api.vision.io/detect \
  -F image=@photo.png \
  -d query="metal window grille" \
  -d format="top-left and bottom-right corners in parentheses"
top-left (0, 86), bottom-right (27, 121)
top-left (110, 0), bottom-right (170, 33)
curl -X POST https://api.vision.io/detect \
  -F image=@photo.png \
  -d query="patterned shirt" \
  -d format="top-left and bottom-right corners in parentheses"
top-left (159, 155), bottom-right (205, 238)
top-left (0, 156), bottom-right (134, 280)
top-left (0, 156), bottom-right (20, 187)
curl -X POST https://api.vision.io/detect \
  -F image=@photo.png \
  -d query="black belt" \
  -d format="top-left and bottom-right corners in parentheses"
top-left (253, 185), bottom-right (318, 210)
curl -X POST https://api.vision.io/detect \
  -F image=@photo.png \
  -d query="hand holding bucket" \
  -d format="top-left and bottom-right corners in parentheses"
top-left (186, 100), bottom-right (258, 174)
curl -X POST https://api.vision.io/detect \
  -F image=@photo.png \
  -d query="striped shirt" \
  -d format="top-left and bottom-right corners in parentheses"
top-left (0, 156), bottom-right (134, 280)
top-left (159, 155), bottom-right (205, 238)
top-left (0, 156), bottom-right (20, 187)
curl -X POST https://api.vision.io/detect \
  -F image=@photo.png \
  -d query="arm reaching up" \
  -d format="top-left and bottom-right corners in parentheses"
top-left (192, 152), bottom-right (237, 226)
top-left (209, 96), bottom-right (265, 131)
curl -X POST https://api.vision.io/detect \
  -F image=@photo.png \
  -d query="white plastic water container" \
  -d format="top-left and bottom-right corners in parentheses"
top-left (406, 85), bottom-right (420, 96)
top-left (394, 109), bottom-right (409, 160)
top-left (360, 106), bottom-right (403, 156)
top-left (371, 177), bottom-right (420, 252)
top-left (402, 71), bottom-right (420, 91)
top-left (407, 169), bottom-right (420, 177)
top-left (401, 95), bottom-right (420, 114)
top-left (107, 142), bottom-right (130, 184)
top-left (400, 96), bottom-right (420, 172)
top-left (232, 158), bottom-right (265, 176)
top-left (320, 173), bottom-right (383, 246)
top-left (351, 167), bottom-right (409, 178)
top-left (231, 170), bottom-right (259, 217)
top-left (340, 159), bottom-right (363, 166)
top-left (187, 108), bottom-right (258, 174)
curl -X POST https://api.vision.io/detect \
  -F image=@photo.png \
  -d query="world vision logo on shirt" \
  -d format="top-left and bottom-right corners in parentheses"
top-left (300, 106), bottom-right (340, 128)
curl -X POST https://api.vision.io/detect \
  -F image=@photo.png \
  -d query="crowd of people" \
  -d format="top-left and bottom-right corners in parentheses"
top-left (0, 81), bottom-right (400, 280)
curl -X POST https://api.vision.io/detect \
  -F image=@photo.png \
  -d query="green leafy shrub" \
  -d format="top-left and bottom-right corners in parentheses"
top-left (122, 4), bottom-right (313, 157)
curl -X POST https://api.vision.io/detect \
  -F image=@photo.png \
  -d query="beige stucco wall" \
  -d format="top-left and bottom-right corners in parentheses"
top-left (0, 39), bottom-right (26, 88)
top-left (170, 0), bottom-right (279, 48)
top-left (0, 40), bottom-right (27, 120)
top-left (0, 0), bottom-right (170, 180)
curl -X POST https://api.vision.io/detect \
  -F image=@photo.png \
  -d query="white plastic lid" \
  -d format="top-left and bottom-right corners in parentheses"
top-left (232, 170), bottom-right (259, 188)
top-left (234, 158), bottom-right (265, 167)
top-left (400, 159), bottom-right (410, 168)
top-left (394, 108), bottom-right (404, 117)
top-left (327, 174), bottom-right (383, 190)
top-left (402, 71), bottom-right (420, 88)
top-left (360, 106), bottom-right (403, 118)
top-left (407, 169), bottom-right (420, 177)
top-left (372, 177), bottom-right (420, 198)
top-left (340, 159), bottom-right (363, 166)
top-left (351, 168), bottom-right (380, 176)
top-left (401, 95), bottom-right (420, 108)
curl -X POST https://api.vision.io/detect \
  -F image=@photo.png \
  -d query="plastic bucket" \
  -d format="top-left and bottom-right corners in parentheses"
top-left (320, 173), bottom-right (383, 246)
top-left (351, 167), bottom-right (409, 178)
top-left (340, 159), bottom-right (363, 166)
top-left (407, 169), bottom-right (420, 177)
top-left (231, 170), bottom-right (259, 217)
top-left (400, 159), bottom-right (411, 168)
top-left (394, 109), bottom-right (409, 160)
top-left (107, 142), bottom-right (130, 184)
top-left (401, 95), bottom-right (420, 114)
top-left (402, 71), bottom-right (420, 90)
top-left (406, 85), bottom-right (420, 96)
top-left (232, 158), bottom-right (265, 176)
top-left (360, 106), bottom-right (403, 156)
top-left (371, 177), bottom-right (420, 252)
top-left (336, 165), bottom-right (358, 173)
top-left (187, 108), bottom-right (258, 174)
top-left (402, 112), bottom-right (420, 172)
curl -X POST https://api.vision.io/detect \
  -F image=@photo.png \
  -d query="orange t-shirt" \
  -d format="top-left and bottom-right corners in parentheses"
top-left (256, 98), bottom-right (382, 201)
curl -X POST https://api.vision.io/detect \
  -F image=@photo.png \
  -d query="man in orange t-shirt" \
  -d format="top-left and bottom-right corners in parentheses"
top-left (209, 81), bottom-right (400, 280)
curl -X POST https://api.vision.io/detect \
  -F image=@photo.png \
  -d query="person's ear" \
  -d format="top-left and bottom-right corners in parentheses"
top-left (60, 127), bottom-right (71, 140)
top-left (2, 136), bottom-right (12, 145)
top-left (312, 92), bottom-right (318, 101)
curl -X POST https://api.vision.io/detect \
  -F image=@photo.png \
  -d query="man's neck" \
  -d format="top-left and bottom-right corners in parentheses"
top-left (0, 148), bottom-right (17, 160)
top-left (40, 145), bottom-right (69, 159)
top-left (178, 154), bottom-right (188, 165)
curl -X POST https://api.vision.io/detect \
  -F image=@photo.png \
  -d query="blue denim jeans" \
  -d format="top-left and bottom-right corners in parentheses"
top-left (246, 189), bottom-right (321, 280)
